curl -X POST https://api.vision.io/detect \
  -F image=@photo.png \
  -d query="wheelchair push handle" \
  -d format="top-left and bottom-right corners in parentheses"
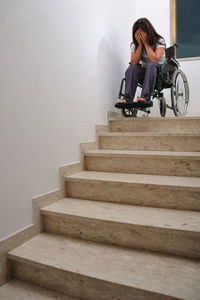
top-left (166, 43), bottom-right (178, 59)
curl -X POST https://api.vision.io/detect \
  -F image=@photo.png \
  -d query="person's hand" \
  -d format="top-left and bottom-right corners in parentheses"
top-left (135, 30), bottom-right (142, 46)
top-left (140, 31), bottom-right (148, 45)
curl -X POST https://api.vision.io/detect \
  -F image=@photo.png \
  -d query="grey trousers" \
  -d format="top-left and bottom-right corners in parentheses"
top-left (124, 62), bottom-right (161, 102)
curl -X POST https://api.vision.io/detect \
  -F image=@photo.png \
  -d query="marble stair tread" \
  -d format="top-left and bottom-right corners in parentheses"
top-left (65, 171), bottom-right (200, 189)
top-left (98, 132), bottom-right (200, 136)
top-left (41, 198), bottom-right (200, 232)
top-left (109, 117), bottom-right (200, 132)
top-left (0, 279), bottom-right (78, 300)
top-left (8, 233), bottom-right (200, 300)
top-left (84, 149), bottom-right (200, 159)
top-left (109, 117), bottom-right (200, 121)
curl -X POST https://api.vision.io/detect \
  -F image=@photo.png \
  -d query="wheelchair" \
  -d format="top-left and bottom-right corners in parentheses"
top-left (116, 44), bottom-right (189, 118)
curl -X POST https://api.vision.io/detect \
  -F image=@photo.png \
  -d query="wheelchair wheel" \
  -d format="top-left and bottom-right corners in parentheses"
top-left (159, 96), bottom-right (166, 117)
top-left (171, 69), bottom-right (189, 116)
top-left (121, 107), bottom-right (138, 118)
top-left (120, 84), bottom-right (141, 117)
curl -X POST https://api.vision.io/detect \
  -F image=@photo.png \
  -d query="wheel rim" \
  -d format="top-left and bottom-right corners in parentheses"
top-left (171, 70), bottom-right (189, 116)
top-left (121, 108), bottom-right (138, 117)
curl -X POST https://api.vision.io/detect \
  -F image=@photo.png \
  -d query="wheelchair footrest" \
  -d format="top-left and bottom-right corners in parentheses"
top-left (115, 101), bottom-right (153, 109)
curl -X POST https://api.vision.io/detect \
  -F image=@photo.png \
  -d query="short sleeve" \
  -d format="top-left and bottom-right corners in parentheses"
top-left (130, 43), bottom-right (136, 52)
top-left (156, 38), bottom-right (166, 49)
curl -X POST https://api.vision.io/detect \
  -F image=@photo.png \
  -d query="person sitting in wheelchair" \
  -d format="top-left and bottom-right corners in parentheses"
top-left (116, 17), bottom-right (166, 106)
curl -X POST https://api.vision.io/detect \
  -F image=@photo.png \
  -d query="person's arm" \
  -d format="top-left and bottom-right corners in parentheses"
top-left (141, 32), bottom-right (164, 63)
top-left (131, 44), bottom-right (143, 65)
top-left (130, 30), bottom-right (143, 65)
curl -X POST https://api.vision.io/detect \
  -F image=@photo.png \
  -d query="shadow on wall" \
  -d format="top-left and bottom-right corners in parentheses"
top-left (97, 38), bottom-right (125, 106)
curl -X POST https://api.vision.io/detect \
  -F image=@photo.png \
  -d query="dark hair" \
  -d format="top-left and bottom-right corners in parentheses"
top-left (131, 18), bottom-right (165, 50)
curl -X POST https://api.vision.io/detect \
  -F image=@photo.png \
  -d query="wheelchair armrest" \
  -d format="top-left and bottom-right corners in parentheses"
top-left (165, 43), bottom-right (178, 59)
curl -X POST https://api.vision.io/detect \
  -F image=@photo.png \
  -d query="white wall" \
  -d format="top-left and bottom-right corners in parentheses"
top-left (0, 0), bottom-right (145, 239)
top-left (0, 0), bottom-right (198, 240)
top-left (176, 59), bottom-right (200, 116)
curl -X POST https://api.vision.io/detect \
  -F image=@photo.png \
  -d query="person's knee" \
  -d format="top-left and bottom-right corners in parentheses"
top-left (128, 64), bottom-right (141, 73)
top-left (131, 64), bottom-right (141, 70)
top-left (147, 62), bottom-right (159, 69)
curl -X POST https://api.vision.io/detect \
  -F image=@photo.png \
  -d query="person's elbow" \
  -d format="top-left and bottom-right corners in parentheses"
top-left (131, 53), bottom-right (139, 65)
top-left (131, 58), bottom-right (139, 65)
top-left (150, 56), bottom-right (161, 63)
top-left (131, 60), bottom-right (137, 65)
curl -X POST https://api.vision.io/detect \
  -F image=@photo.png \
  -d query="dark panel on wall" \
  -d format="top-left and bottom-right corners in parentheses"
top-left (176, 0), bottom-right (200, 58)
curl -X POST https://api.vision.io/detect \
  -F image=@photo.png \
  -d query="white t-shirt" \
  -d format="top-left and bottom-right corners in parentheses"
top-left (130, 38), bottom-right (166, 67)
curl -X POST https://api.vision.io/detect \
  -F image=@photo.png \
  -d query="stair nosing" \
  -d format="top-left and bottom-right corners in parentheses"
top-left (109, 117), bottom-right (200, 121)
top-left (98, 132), bottom-right (200, 136)
top-left (65, 171), bottom-right (200, 190)
top-left (84, 149), bottom-right (200, 159)
top-left (41, 198), bottom-right (200, 232)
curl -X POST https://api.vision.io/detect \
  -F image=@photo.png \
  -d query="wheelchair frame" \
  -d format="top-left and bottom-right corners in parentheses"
top-left (118, 44), bottom-right (189, 118)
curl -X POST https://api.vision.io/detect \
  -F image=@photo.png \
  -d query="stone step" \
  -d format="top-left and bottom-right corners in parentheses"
top-left (65, 171), bottom-right (200, 211)
top-left (8, 233), bottom-right (200, 300)
top-left (84, 149), bottom-right (200, 177)
top-left (0, 279), bottom-right (77, 300)
top-left (109, 117), bottom-right (200, 133)
top-left (41, 198), bottom-right (200, 259)
top-left (98, 132), bottom-right (200, 152)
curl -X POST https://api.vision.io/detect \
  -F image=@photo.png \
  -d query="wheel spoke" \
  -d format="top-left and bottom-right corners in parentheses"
top-left (171, 70), bottom-right (189, 116)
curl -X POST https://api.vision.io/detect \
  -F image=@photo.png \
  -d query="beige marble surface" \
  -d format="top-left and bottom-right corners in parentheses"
top-left (109, 117), bottom-right (200, 133)
top-left (84, 149), bottom-right (200, 177)
top-left (41, 198), bottom-right (200, 258)
top-left (99, 132), bottom-right (200, 136)
top-left (84, 149), bottom-right (200, 158)
top-left (95, 124), bottom-right (109, 133)
top-left (59, 162), bottom-right (83, 198)
top-left (99, 134), bottom-right (200, 152)
top-left (8, 233), bottom-right (200, 300)
top-left (42, 198), bottom-right (200, 231)
top-left (0, 279), bottom-right (78, 300)
top-left (66, 171), bottom-right (200, 188)
top-left (65, 171), bottom-right (200, 211)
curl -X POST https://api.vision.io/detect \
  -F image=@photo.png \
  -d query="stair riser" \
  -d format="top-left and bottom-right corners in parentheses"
top-left (99, 136), bottom-right (200, 152)
top-left (84, 156), bottom-right (200, 177)
top-left (109, 119), bottom-right (200, 133)
top-left (66, 180), bottom-right (200, 211)
top-left (42, 214), bottom-right (200, 259)
top-left (10, 260), bottom-right (172, 300)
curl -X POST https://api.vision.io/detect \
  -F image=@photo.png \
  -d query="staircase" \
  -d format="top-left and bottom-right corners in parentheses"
top-left (1, 117), bottom-right (200, 300)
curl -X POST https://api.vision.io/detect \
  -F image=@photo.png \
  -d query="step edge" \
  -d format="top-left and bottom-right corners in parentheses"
top-left (98, 132), bottom-right (200, 136)
top-left (84, 151), bottom-right (200, 159)
top-left (64, 174), bottom-right (200, 190)
top-left (41, 209), bottom-right (200, 233)
top-left (109, 117), bottom-right (200, 121)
